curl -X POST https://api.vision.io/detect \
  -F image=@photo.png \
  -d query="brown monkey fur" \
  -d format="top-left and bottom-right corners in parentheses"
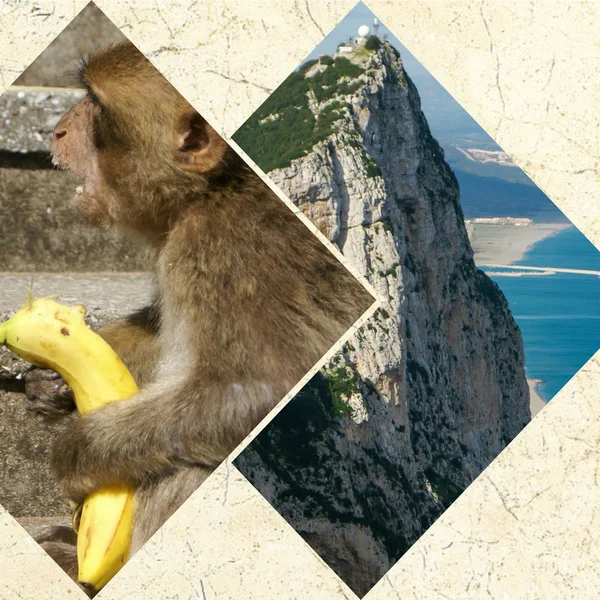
top-left (25, 41), bottom-right (374, 588)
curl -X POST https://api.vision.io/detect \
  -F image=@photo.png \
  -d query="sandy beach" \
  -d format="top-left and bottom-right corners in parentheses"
top-left (468, 222), bottom-right (571, 265)
top-left (528, 379), bottom-right (547, 418)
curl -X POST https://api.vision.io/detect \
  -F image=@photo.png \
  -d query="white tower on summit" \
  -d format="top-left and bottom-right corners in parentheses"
top-left (356, 24), bottom-right (370, 46)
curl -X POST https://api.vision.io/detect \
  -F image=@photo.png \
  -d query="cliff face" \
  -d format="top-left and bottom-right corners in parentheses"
top-left (235, 43), bottom-right (530, 596)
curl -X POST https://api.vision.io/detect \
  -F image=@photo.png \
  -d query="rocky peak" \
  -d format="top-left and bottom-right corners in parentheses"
top-left (234, 41), bottom-right (531, 596)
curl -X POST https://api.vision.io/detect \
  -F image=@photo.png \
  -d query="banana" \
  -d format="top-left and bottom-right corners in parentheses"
top-left (0, 295), bottom-right (138, 591)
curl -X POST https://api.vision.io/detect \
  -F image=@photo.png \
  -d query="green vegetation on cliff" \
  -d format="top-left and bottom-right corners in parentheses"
top-left (233, 56), bottom-right (365, 172)
top-left (327, 365), bottom-right (361, 416)
top-left (364, 35), bottom-right (382, 51)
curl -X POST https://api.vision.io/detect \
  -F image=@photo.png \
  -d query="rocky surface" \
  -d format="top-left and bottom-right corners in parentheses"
top-left (0, 387), bottom-right (74, 519)
top-left (235, 42), bottom-right (531, 596)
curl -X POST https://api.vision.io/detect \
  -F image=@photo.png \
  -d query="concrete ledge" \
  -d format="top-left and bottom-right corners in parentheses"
top-left (0, 272), bottom-right (153, 313)
top-left (0, 168), bottom-right (149, 271)
top-left (0, 88), bottom-right (84, 154)
top-left (13, 3), bottom-right (126, 89)
top-left (0, 89), bottom-right (150, 272)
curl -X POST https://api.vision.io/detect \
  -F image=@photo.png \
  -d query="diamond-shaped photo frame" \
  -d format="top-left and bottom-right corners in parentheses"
top-left (0, 2), bottom-right (375, 596)
top-left (232, 2), bottom-right (598, 595)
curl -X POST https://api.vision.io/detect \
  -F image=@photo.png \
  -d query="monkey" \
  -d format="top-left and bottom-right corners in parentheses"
top-left (22, 41), bottom-right (374, 592)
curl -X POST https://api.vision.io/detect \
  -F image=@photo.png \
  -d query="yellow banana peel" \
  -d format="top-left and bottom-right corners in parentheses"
top-left (0, 295), bottom-right (138, 591)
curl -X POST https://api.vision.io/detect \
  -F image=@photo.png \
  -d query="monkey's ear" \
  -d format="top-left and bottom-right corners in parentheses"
top-left (175, 109), bottom-right (228, 173)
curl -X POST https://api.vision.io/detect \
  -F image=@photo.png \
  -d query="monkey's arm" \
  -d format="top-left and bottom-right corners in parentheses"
top-left (24, 305), bottom-right (160, 418)
top-left (51, 379), bottom-right (274, 503)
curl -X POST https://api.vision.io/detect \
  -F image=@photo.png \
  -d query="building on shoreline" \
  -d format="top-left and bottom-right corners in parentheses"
top-left (465, 217), bottom-right (533, 226)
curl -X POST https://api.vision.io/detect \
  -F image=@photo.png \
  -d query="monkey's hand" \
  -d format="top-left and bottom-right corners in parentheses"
top-left (24, 369), bottom-right (76, 419)
top-left (50, 380), bottom-right (275, 504)
top-left (50, 395), bottom-right (175, 504)
top-left (23, 304), bottom-right (159, 422)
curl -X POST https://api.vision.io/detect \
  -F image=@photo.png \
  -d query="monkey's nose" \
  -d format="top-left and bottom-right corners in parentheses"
top-left (54, 128), bottom-right (67, 140)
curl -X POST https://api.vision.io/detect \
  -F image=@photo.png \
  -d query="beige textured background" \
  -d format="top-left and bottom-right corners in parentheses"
top-left (0, 1), bottom-right (598, 598)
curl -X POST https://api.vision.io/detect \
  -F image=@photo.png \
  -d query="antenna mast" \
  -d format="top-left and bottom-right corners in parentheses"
top-left (373, 17), bottom-right (380, 36)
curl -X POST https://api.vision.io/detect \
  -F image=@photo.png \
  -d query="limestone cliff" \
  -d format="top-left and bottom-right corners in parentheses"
top-left (234, 41), bottom-right (531, 596)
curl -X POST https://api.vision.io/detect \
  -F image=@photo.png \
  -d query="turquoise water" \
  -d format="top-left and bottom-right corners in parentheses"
top-left (515, 226), bottom-right (600, 271)
top-left (487, 226), bottom-right (600, 402)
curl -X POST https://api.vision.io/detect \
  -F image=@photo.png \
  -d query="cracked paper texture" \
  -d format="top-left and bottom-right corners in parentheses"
top-left (0, 1), bottom-right (598, 599)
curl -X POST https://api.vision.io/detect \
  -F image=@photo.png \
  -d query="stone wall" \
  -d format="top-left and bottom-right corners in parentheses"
top-left (0, 4), bottom-right (147, 272)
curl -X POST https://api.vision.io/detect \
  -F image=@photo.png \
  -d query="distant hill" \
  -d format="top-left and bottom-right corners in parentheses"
top-left (455, 170), bottom-right (568, 222)
top-left (442, 145), bottom-right (534, 186)
top-left (394, 42), bottom-right (548, 192)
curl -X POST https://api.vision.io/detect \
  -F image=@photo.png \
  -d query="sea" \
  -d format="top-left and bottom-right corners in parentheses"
top-left (486, 226), bottom-right (600, 402)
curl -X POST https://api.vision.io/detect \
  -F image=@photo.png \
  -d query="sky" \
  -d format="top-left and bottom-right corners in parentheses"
top-left (302, 2), bottom-right (498, 149)
top-left (304, 2), bottom-right (416, 68)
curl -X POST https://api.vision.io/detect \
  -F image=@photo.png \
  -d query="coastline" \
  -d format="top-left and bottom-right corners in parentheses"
top-left (528, 378), bottom-right (547, 418)
top-left (468, 222), bottom-right (571, 266)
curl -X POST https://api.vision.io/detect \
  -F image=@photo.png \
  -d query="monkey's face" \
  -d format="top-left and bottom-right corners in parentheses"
top-left (52, 95), bottom-right (115, 227)
top-left (52, 42), bottom-right (232, 238)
